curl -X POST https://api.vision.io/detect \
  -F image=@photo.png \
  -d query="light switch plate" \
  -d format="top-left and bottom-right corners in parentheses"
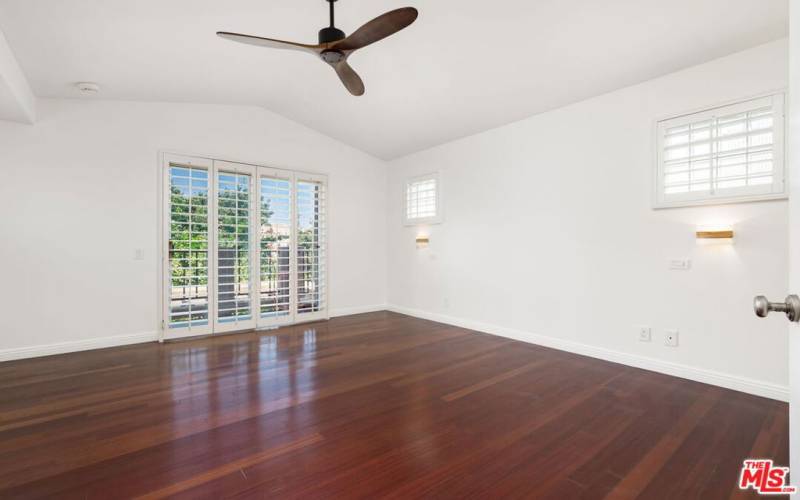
top-left (669, 259), bottom-right (691, 270)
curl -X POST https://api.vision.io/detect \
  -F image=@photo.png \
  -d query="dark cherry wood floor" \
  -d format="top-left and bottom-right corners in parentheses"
top-left (0, 311), bottom-right (788, 499)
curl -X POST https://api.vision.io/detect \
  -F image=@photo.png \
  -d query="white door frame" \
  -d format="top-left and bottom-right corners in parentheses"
top-left (212, 160), bottom-right (258, 334)
top-left (160, 153), bottom-right (215, 340)
top-left (293, 170), bottom-right (330, 324)
top-left (789, 2), bottom-right (800, 486)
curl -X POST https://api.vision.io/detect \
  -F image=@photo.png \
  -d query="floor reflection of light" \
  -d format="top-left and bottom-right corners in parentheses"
top-left (260, 335), bottom-right (278, 359)
top-left (158, 328), bottom-right (332, 468)
top-left (167, 344), bottom-right (213, 438)
top-left (303, 329), bottom-right (317, 352)
top-left (162, 324), bottom-right (336, 450)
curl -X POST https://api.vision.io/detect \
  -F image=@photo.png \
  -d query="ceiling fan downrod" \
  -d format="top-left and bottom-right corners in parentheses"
top-left (319, 0), bottom-right (346, 44)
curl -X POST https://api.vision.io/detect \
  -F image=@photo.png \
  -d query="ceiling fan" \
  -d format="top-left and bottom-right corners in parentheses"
top-left (217, 0), bottom-right (418, 96)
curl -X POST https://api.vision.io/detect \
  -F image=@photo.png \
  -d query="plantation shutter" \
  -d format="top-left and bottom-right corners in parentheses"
top-left (655, 94), bottom-right (785, 207)
top-left (165, 157), bottom-right (212, 335)
top-left (406, 178), bottom-right (437, 219)
top-left (258, 169), bottom-right (293, 324)
top-left (163, 155), bottom-right (328, 338)
top-left (213, 161), bottom-right (256, 332)
top-left (296, 174), bottom-right (327, 319)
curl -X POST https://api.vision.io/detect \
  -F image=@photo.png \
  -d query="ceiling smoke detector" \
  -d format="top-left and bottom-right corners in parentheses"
top-left (76, 82), bottom-right (100, 95)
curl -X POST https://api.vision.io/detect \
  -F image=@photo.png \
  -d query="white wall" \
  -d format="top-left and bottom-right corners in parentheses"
top-left (0, 26), bottom-right (35, 123)
top-left (0, 40), bottom-right (791, 403)
top-left (0, 99), bottom-right (387, 357)
top-left (387, 39), bottom-right (790, 399)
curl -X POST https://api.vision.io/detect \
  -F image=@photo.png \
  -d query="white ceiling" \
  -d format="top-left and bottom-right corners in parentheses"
top-left (0, 0), bottom-right (788, 159)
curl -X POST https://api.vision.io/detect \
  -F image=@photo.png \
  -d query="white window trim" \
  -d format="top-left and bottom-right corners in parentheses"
top-left (403, 172), bottom-right (442, 225)
top-left (652, 91), bottom-right (787, 209)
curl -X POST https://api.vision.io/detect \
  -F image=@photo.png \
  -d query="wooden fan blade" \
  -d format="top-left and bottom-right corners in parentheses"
top-left (217, 32), bottom-right (321, 53)
top-left (330, 61), bottom-right (365, 96)
top-left (332, 7), bottom-right (418, 52)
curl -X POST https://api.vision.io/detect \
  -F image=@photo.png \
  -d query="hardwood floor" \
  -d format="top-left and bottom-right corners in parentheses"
top-left (0, 311), bottom-right (788, 499)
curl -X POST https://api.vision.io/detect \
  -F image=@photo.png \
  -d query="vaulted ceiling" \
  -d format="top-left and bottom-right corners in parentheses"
top-left (0, 0), bottom-right (789, 159)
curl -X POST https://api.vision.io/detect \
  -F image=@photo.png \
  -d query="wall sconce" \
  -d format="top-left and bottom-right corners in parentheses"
top-left (696, 225), bottom-right (734, 244)
top-left (416, 236), bottom-right (430, 249)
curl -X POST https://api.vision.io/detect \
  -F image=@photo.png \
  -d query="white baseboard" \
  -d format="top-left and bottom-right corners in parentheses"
top-left (387, 304), bottom-right (789, 402)
top-left (3, 306), bottom-right (787, 403)
top-left (330, 304), bottom-right (388, 318)
top-left (0, 331), bottom-right (158, 363)
top-left (0, 305), bottom-right (387, 363)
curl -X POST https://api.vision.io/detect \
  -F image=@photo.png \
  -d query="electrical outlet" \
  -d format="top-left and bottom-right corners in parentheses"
top-left (664, 329), bottom-right (679, 347)
top-left (635, 325), bottom-right (651, 342)
top-left (134, 248), bottom-right (144, 261)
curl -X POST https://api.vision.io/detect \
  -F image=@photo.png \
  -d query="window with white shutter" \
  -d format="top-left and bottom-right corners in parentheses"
top-left (654, 93), bottom-right (786, 208)
top-left (259, 172), bottom-right (292, 323)
top-left (404, 173), bottom-right (441, 224)
top-left (167, 162), bottom-right (211, 333)
top-left (162, 154), bottom-right (328, 339)
top-left (214, 166), bottom-right (254, 331)
top-left (296, 176), bottom-right (327, 319)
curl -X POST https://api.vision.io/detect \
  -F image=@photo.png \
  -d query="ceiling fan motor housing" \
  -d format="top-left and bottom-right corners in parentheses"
top-left (319, 0), bottom-right (345, 44)
top-left (318, 26), bottom-right (345, 44)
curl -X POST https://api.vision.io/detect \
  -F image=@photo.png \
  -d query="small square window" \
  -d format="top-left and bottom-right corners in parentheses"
top-left (404, 173), bottom-right (441, 225)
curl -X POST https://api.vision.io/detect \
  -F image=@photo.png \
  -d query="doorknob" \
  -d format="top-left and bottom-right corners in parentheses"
top-left (753, 295), bottom-right (800, 322)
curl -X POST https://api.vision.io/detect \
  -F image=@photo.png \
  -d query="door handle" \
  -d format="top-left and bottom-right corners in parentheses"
top-left (753, 295), bottom-right (800, 322)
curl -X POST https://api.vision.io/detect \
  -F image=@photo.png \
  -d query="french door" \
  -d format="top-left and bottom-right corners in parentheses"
top-left (162, 154), bottom-right (327, 339)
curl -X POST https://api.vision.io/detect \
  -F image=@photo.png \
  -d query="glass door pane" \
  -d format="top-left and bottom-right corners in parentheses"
top-left (296, 177), bottom-right (327, 320)
top-left (214, 166), bottom-right (255, 332)
top-left (167, 163), bottom-right (211, 333)
top-left (258, 172), bottom-right (293, 326)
